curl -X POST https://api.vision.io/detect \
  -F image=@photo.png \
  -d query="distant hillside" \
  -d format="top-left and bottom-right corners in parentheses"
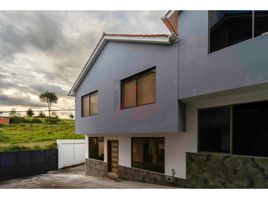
top-left (0, 119), bottom-right (84, 152)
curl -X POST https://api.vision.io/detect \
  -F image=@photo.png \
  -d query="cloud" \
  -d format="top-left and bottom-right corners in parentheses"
top-left (0, 93), bottom-right (44, 107)
top-left (0, 11), bottom-right (167, 111)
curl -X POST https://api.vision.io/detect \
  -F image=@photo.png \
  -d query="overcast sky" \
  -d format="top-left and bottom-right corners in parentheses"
top-left (0, 11), bottom-right (168, 114)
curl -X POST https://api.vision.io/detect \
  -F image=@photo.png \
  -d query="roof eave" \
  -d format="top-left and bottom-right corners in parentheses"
top-left (68, 33), bottom-right (176, 96)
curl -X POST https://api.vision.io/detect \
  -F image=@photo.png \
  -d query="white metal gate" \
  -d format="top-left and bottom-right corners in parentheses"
top-left (57, 139), bottom-right (85, 169)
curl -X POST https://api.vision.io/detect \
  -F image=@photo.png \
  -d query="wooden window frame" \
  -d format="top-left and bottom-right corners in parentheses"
top-left (81, 90), bottom-right (98, 117)
top-left (121, 67), bottom-right (156, 109)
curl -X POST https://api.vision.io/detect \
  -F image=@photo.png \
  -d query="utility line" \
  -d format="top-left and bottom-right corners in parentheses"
top-left (0, 109), bottom-right (75, 113)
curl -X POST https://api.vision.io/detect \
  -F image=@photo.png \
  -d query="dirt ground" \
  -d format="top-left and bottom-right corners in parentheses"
top-left (0, 165), bottom-right (172, 189)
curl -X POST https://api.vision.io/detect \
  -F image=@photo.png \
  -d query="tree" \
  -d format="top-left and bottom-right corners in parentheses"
top-left (38, 111), bottom-right (46, 118)
top-left (51, 111), bottom-right (57, 117)
top-left (26, 108), bottom-right (34, 117)
top-left (39, 91), bottom-right (58, 116)
top-left (9, 108), bottom-right (17, 116)
top-left (69, 113), bottom-right (74, 119)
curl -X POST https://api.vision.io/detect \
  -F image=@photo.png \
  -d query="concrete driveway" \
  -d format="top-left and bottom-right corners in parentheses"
top-left (0, 165), bottom-right (172, 189)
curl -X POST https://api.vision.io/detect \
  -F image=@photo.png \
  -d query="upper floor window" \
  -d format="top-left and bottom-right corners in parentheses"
top-left (209, 11), bottom-right (268, 53)
top-left (121, 67), bottom-right (156, 109)
top-left (82, 91), bottom-right (98, 117)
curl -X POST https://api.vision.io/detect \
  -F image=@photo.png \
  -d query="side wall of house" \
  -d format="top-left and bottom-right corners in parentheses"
top-left (86, 132), bottom-right (191, 178)
top-left (75, 42), bottom-right (180, 134)
top-left (178, 11), bottom-right (268, 99)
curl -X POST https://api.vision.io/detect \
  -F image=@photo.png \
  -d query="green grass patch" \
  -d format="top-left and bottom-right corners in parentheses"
top-left (0, 119), bottom-right (84, 152)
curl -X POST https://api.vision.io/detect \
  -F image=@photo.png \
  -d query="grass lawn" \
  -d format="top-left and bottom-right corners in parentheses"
top-left (0, 119), bottom-right (84, 152)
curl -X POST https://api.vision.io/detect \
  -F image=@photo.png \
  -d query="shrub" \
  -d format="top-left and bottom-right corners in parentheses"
top-left (10, 116), bottom-right (25, 124)
top-left (1, 145), bottom-right (29, 152)
top-left (45, 116), bottom-right (60, 124)
top-left (31, 118), bottom-right (42, 123)
top-left (10, 116), bottom-right (43, 124)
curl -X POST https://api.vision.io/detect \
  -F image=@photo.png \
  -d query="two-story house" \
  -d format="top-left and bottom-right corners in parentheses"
top-left (69, 11), bottom-right (268, 188)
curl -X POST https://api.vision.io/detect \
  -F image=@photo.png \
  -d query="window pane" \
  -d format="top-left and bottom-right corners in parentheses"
top-left (82, 95), bottom-right (89, 117)
top-left (122, 78), bottom-right (137, 108)
top-left (210, 11), bottom-right (252, 52)
top-left (132, 138), bottom-right (164, 173)
top-left (198, 107), bottom-right (230, 153)
top-left (233, 101), bottom-right (268, 157)
top-left (137, 69), bottom-right (156, 105)
top-left (254, 11), bottom-right (268, 37)
top-left (89, 137), bottom-right (104, 160)
top-left (90, 92), bottom-right (98, 115)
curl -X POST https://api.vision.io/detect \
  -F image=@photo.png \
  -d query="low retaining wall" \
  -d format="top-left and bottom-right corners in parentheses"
top-left (118, 165), bottom-right (187, 187)
top-left (186, 152), bottom-right (268, 188)
top-left (85, 158), bottom-right (107, 177)
top-left (85, 153), bottom-right (268, 188)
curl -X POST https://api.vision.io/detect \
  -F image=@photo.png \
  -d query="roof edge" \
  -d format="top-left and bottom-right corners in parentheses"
top-left (68, 32), bottom-right (177, 96)
top-left (161, 10), bottom-right (180, 36)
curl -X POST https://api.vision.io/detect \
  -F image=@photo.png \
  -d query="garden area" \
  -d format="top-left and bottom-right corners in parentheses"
top-left (0, 117), bottom-right (83, 152)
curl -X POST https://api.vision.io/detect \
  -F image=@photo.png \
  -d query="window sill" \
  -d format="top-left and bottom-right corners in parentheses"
top-left (121, 102), bottom-right (156, 110)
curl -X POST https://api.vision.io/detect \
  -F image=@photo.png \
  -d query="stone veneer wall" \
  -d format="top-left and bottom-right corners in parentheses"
top-left (85, 158), bottom-right (107, 177)
top-left (118, 165), bottom-right (188, 187)
top-left (85, 154), bottom-right (268, 188)
top-left (186, 152), bottom-right (268, 188)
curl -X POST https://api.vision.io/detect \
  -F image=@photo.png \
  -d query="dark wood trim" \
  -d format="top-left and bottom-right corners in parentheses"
top-left (120, 66), bottom-right (156, 109)
top-left (107, 140), bottom-right (119, 174)
top-left (81, 90), bottom-right (98, 117)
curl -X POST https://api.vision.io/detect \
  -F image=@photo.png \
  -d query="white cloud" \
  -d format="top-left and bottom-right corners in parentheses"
top-left (0, 11), bottom-right (168, 114)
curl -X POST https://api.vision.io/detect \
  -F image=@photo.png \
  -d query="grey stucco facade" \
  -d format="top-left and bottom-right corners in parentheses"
top-left (178, 11), bottom-right (268, 100)
top-left (72, 11), bottom-right (268, 187)
top-left (75, 42), bottom-right (180, 134)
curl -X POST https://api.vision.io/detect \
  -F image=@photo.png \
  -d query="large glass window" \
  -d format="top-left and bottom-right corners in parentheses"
top-left (121, 68), bottom-right (156, 109)
top-left (88, 137), bottom-right (104, 161)
top-left (209, 11), bottom-right (252, 52)
top-left (82, 95), bottom-right (90, 117)
top-left (254, 11), bottom-right (268, 37)
top-left (198, 101), bottom-right (268, 157)
top-left (132, 137), bottom-right (164, 173)
top-left (122, 78), bottom-right (137, 108)
top-left (198, 107), bottom-right (230, 153)
top-left (233, 101), bottom-right (268, 157)
top-left (82, 91), bottom-right (98, 117)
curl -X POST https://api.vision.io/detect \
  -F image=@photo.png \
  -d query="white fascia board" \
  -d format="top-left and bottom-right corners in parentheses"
top-left (68, 35), bottom-right (173, 96)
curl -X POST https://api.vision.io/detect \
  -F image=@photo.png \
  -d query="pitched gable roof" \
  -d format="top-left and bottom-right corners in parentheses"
top-left (68, 32), bottom-right (177, 96)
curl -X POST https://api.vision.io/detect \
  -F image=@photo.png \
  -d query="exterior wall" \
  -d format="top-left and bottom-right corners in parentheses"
top-left (85, 84), bottom-right (268, 185)
top-left (187, 152), bottom-right (268, 188)
top-left (178, 11), bottom-right (268, 99)
top-left (0, 117), bottom-right (9, 125)
top-left (75, 42), bottom-right (180, 134)
top-left (86, 133), bottom-right (187, 178)
top-left (85, 158), bottom-right (107, 177)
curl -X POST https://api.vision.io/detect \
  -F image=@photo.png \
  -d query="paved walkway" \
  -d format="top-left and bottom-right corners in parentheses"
top-left (0, 165), bottom-right (172, 189)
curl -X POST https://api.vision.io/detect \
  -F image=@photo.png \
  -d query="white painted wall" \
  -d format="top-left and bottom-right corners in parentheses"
top-left (57, 139), bottom-right (86, 169)
top-left (87, 133), bottom-right (193, 178)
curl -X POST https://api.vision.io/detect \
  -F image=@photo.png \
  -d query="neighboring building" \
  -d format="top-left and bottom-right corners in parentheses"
top-left (69, 11), bottom-right (268, 188)
top-left (0, 117), bottom-right (10, 125)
